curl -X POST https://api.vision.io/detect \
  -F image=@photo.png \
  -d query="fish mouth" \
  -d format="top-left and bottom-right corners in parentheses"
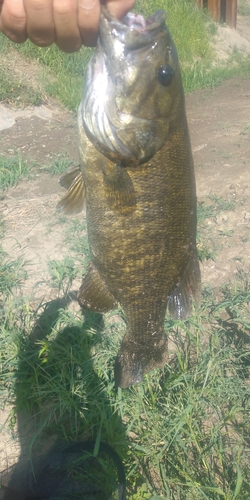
top-left (100, 7), bottom-right (167, 52)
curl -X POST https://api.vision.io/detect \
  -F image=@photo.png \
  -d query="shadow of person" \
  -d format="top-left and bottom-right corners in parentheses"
top-left (0, 294), bottom-right (127, 499)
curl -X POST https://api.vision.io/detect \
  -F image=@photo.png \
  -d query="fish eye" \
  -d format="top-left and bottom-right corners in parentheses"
top-left (157, 65), bottom-right (175, 86)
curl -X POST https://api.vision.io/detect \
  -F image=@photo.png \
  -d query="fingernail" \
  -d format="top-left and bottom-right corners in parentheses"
top-left (79, 0), bottom-right (97, 10)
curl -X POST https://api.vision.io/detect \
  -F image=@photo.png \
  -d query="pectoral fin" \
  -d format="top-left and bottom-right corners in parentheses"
top-left (59, 167), bottom-right (81, 189)
top-left (103, 164), bottom-right (136, 210)
top-left (57, 168), bottom-right (85, 215)
top-left (78, 264), bottom-right (117, 313)
top-left (167, 251), bottom-right (201, 320)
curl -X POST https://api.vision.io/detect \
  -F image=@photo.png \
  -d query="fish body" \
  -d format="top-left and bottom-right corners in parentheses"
top-left (59, 7), bottom-right (201, 388)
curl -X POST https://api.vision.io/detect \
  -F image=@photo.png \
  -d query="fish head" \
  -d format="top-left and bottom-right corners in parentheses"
top-left (81, 7), bottom-right (185, 162)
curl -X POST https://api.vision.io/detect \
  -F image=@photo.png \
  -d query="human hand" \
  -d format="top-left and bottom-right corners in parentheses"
top-left (0, 0), bottom-right (136, 52)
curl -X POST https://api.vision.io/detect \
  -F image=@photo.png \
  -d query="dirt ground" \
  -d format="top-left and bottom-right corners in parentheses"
top-left (0, 1), bottom-right (250, 476)
top-left (1, 77), bottom-right (250, 297)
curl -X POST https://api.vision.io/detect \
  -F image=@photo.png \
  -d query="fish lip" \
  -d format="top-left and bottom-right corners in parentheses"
top-left (100, 6), bottom-right (167, 51)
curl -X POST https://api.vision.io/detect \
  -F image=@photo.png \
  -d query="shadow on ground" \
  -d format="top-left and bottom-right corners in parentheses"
top-left (0, 296), bottom-right (127, 499)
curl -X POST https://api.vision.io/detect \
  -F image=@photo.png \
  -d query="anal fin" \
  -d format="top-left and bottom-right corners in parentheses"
top-left (57, 167), bottom-right (85, 215)
top-left (78, 264), bottom-right (117, 313)
top-left (167, 250), bottom-right (201, 320)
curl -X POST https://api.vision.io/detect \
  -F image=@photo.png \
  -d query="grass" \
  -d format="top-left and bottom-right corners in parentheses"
top-left (47, 257), bottom-right (78, 294)
top-left (0, 154), bottom-right (33, 190)
top-left (41, 154), bottom-right (78, 177)
top-left (183, 51), bottom-right (250, 93)
top-left (65, 219), bottom-right (91, 266)
top-left (1, 0), bottom-right (250, 496)
top-left (0, 69), bottom-right (42, 107)
top-left (0, 153), bottom-right (75, 204)
top-left (0, 34), bottom-right (92, 111)
top-left (1, 205), bottom-right (250, 498)
top-left (196, 195), bottom-right (237, 262)
top-left (238, 0), bottom-right (250, 16)
top-left (197, 195), bottom-right (236, 225)
top-left (0, 0), bottom-right (250, 109)
top-left (134, 0), bottom-right (213, 65)
top-left (0, 250), bottom-right (27, 296)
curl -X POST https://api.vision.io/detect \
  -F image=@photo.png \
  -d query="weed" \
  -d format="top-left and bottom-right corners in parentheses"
top-left (65, 219), bottom-right (90, 267)
top-left (47, 257), bottom-right (78, 294)
top-left (0, 33), bottom-right (92, 111)
top-left (42, 71), bottom-right (83, 111)
top-left (241, 236), bottom-right (249, 243)
top-left (0, 2), bottom-right (250, 496)
top-left (1, 250), bottom-right (250, 498)
top-left (0, 0), bottom-right (250, 109)
top-left (0, 67), bottom-right (42, 106)
top-left (197, 238), bottom-right (217, 261)
top-left (197, 195), bottom-right (236, 224)
top-left (240, 124), bottom-right (250, 136)
top-left (183, 52), bottom-right (250, 94)
top-left (208, 194), bottom-right (236, 212)
top-left (0, 251), bottom-right (27, 296)
top-left (217, 151), bottom-right (233, 159)
top-left (238, 0), bottom-right (250, 16)
top-left (0, 218), bottom-right (4, 239)
top-left (134, 0), bottom-right (212, 65)
top-left (42, 154), bottom-right (77, 177)
top-left (219, 229), bottom-right (235, 237)
top-left (196, 194), bottom-right (236, 261)
top-left (197, 194), bottom-right (236, 262)
top-left (0, 154), bottom-right (32, 190)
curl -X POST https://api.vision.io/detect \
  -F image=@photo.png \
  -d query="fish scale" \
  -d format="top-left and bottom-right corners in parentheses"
top-left (58, 6), bottom-right (201, 388)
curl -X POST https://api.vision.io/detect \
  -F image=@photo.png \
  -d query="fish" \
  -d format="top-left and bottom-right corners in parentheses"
top-left (58, 6), bottom-right (201, 388)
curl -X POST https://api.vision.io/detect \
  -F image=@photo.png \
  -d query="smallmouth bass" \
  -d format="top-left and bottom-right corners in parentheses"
top-left (58, 7), bottom-right (201, 388)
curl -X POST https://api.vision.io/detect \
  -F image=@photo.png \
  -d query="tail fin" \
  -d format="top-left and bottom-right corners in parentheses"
top-left (114, 331), bottom-right (168, 388)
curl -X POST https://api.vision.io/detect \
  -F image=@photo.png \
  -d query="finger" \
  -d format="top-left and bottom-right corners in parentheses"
top-left (53, 0), bottom-right (82, 52)
top-left (0, 0), bottom-right (27, 43)
top-left (105, 0), bottom-right (136, 20)
top-left (23, 0), bottom-right (55, 46)
top-left (77, 0), bottom-right (100, 47)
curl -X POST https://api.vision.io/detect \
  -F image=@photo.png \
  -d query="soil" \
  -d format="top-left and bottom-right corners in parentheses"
top-left (0, 0), bottom-right (250, 478)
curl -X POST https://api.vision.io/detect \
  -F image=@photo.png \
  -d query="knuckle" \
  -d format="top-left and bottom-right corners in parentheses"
top-left (54, 0), bottom-right (75, 16)
top-left (3, 9), bottom-right (26, 30)
top-left (24, 0), bottom-right (49, 12)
